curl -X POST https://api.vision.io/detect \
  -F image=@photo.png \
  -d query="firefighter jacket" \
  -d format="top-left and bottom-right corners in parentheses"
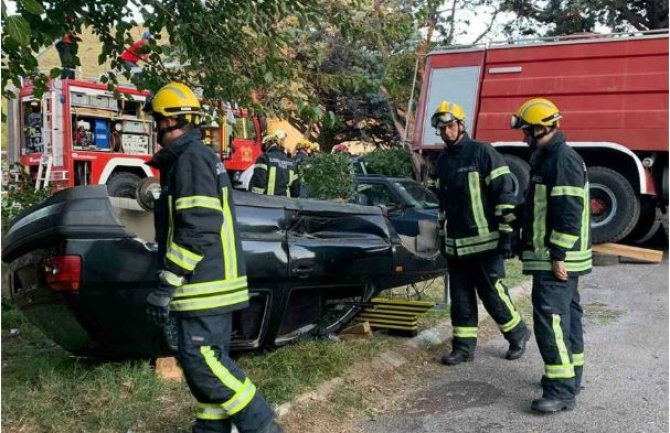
top-left (435, 134), bottom-right (516, 258)
top-left (294, 149), bottom-right (309, 167)
top-left (520, 132), bottom-right (592, 276)
top-left (249, 147), bottom-right (300, 197)
top-left (147, 128), bottom-right (250, 317)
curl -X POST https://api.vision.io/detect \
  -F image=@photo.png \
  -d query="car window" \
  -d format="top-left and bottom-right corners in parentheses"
top-left (356, 183), bottom-right (402, 207)
top-left (394, 180), bottom-right (440, 209)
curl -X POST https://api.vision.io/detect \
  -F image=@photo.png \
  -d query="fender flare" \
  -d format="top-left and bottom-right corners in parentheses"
top-left (98, 158), bottom-right (153, 185)
top-left (491, 141), bottom-right (647, 194)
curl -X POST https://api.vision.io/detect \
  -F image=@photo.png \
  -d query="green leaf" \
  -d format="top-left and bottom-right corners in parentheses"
top-left (19, 0), bottom-right (44, 15)
top-left (49, 67), bottom-right (60, 78)
top-left (6, 15), bottom-right (31, 46)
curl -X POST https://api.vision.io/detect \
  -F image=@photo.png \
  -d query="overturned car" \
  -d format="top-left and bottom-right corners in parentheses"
top-left (2, 186), bottom-right (446, 359)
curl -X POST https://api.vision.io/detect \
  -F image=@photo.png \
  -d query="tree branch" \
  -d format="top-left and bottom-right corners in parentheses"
top-left (470, 6), bottom-right (501, 45)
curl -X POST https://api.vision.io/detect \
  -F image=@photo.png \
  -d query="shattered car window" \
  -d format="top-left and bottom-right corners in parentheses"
top-left (393, 181), bottom-right (439, 209)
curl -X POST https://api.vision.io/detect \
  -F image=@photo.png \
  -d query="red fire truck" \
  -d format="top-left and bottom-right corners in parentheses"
top-left (5, 78), bottom-right (263, 196)
top-left (413, 30), bottom-right (669, 244)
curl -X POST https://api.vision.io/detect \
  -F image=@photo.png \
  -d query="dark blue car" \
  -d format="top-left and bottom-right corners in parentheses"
top-left (353, 175), bottom-right (440, 253)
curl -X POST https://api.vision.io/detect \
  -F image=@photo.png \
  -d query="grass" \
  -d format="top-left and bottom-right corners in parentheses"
top-left (0, 258), bottom-right (529, 432)
top-left (1, 299), bottom-right (193, 433)
top-left (237, 336), bottom-right (390, 404)
top-left (583, 301), bottom-right (624, 325)
top-left (1, 294), bottom-right (393, 433)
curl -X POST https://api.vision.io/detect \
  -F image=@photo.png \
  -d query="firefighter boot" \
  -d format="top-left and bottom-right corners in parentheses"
top-left (531, 397), bottom-right (575, 413)
top-left (506, 328), bottom-right (531, 361)
top-left (441, 350), bottom-right (474, 366)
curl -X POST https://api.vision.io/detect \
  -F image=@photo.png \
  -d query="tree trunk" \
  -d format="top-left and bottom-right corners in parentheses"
top-left (379, 84), bottom-right (405, 144)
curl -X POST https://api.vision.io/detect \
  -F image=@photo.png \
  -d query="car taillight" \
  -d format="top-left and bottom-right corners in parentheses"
top-left (42, 255), bottom-right (82, 292)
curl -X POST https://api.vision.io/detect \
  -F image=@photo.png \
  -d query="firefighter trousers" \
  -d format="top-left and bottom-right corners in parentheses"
top-left (447, 254), bottom-right (527, 354)
top-left (176, 314), bottom-right (275, 433)
top-left (532, 275), bottom-right (584, 401)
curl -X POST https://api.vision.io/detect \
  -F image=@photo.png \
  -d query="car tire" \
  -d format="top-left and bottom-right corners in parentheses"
top-left (106, 172), bottom-right (141, 198)
top-left (623, 197), bottom-right (661, 244)
top-left (588, 166), bottom-right (640, 244)
top-left (503, 154), bottom-right (530, 203)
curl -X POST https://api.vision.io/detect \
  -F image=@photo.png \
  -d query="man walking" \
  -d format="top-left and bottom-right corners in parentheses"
top-left (145, 82), bottom-right (283, 433)
top-left (432, 100), bottom-right (530, 366)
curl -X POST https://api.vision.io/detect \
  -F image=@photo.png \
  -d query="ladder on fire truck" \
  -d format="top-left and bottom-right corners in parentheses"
top-left (35, 154), bottom-right (53, 191)
top-left (35, 83), bottom-right (65, 191)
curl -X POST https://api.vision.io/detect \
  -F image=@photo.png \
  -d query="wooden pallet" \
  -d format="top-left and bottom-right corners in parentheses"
top-left (593, 243), bottom-right (663, 264)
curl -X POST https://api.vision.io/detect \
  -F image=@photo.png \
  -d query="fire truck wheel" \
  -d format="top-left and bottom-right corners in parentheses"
top-left (623, 197), bottom-right (662, 245)
top-left (503, 154), bottom-right (530, 203)
top-left (588, 166), bottom-right (640, 244)
top-left (106, 172), bottom-right (141, 198)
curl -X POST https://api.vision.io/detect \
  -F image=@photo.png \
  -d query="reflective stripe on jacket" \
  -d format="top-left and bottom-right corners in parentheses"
top-left (520, 132), bottom-right (592, 276)
top-left (147, 128), bottom-right (250, 316)
top-left (435, 134), bottom-right (516, 258)
top-left (249, 147), bottom-right (300, 197)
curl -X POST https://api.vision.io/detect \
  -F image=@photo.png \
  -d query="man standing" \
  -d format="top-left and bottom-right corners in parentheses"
top-left (249, 131), bottom-right (300, 197)
top-left (511, 98), bottom-right (590, 413)
top-left (119, 32), bottom-right (152, 71)
top-left (145, 82), bottom-right (283, 433)
top-left (55, 31), bottom-right (79, 79)
top-left (432, 100), bottom-right (530, 366)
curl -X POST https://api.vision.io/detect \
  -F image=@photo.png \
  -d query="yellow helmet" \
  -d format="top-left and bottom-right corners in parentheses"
top-left (296, 138), bottom-right (312, 150)
top-left (262, 130), bottom-right (287, 145)
top-left (511, 98), bottom-right (561, 129)
top-left (310, 142), bottom-right (321, 152)
top-left (147, 82), bottom-right (202, 124)
top-left (430, 101), bottom-right (466, 128)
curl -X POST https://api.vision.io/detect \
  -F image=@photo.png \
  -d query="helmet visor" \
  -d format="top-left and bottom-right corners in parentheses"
top-left (510, 114), bottom-right (529, 130)
top-left (431, 112), bottom-right (457, 129)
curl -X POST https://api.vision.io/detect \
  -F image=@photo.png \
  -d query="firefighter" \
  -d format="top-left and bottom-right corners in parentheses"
top-left (249, 130), bottom-right (300, 197)
top-left (144, 82), bottom-right (283, 433)
top-left (294, 138), bottom-right (312, 166)
top-left (511, 98), bottom-right (590, 413)
top-left (432, 100), bottom-right (530, 366)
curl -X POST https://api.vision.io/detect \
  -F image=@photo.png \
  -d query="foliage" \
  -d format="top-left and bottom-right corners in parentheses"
top-left (1, 0), bottom-right (321, 111)
top-left (1, 164), bottom-right (51, 230)
top-left (501, 0), bottom-right (668, 35)
top-left (300, 153), bottom-right (355, 200)
top-left (362, 148), bottom-right (413, 178)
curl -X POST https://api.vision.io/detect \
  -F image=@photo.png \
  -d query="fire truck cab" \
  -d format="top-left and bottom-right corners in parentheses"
top-left (413, 30), bottom-right (669, 244)
top-left (6, 78), bottom-right (264, 197)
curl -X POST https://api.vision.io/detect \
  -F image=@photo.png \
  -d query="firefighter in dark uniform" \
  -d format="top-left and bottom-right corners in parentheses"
top-left (432, 100), bottom-right (530, 366)
top-left (144, 82), bottom-right (283, 433)
top-left (511, 98), bottom-right (590, 413)
top-left (293, 138), bottom-right (312, 167)
top-left (249, 131), bottom-right (300, 197)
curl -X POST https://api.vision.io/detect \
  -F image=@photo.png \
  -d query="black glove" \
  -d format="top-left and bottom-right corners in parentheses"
top-left (499, 232), bottom-right (515, 260)
top-left (437, 215), bottom-right (448, 257)
top-left (146, 291), bottom-right (172, 325)
top-left (146, 270), bottom-right (183, 326)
